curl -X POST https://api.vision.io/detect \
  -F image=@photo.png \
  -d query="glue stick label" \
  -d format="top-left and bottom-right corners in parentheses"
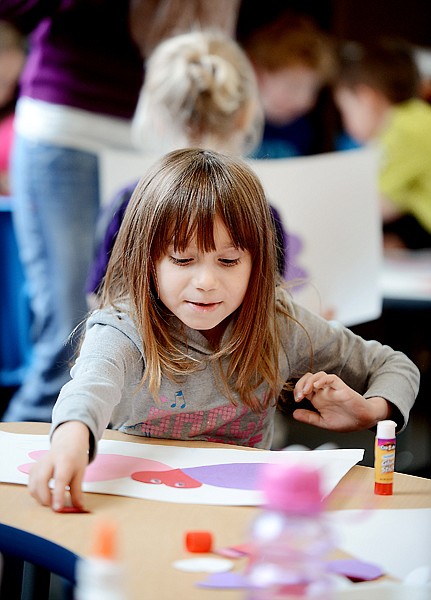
top-left (374, 437), bottom-right (396, 484)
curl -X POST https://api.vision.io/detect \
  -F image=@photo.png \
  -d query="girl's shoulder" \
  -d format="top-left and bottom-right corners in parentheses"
top-left (275, 285), bottom-right (335, 333)
top-left (275, 285), bottom-right (307, 334)
top-left (86, 305), bottom-right (143, 353)
top-left (275, 285), bottom-right (302, 316)
top-left (88, 304), bottom-right (130, 321)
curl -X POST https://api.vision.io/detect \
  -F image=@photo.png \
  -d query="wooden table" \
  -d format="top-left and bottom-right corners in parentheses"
top-left (1, 422), bottom-right (431, 600)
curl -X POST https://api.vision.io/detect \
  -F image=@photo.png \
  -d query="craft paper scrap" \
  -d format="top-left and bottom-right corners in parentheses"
top-left (0, 431), bottom-right (364, 506)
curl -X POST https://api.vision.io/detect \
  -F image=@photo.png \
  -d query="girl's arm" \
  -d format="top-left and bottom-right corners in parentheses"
top-left (28, 421), bottom-right (90, 511)
top-left (51, 315), bottom-right (139, 460)
top-left (277, 290), bottom-right (420, 432)
top-left (29, 310), bottom-right (141, 509)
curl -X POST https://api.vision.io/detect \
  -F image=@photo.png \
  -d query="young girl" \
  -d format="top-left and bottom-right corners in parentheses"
top-left (29, 148), bottom-right (419, 511)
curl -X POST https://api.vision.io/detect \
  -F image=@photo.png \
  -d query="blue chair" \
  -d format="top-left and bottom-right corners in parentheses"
top-left (0, 522), bottom-right (77, 600)
top-left (0, 196), bottom-right (32, 387)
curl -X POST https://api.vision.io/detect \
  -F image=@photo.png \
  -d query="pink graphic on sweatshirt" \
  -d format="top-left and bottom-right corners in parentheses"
top-left (134, 404), bottom-right (264, 446)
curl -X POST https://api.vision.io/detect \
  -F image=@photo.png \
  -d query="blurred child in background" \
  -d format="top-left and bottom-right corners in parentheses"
top-left (0, 20), bottom-right (25, 195)
top-left (241, 10), bottom-right (336, 159)
top-left (334, 38), bottom-right (431, 249)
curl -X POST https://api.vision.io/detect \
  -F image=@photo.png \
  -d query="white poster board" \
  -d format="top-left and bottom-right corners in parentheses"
top-left (248, 148), bottom-right (383, 326)
top-left (99, 149), bottom-right (158, 205)
top-left (0, 431), bottom-right (364, 506)
top-left (99, 147), bottom-right (383, 326)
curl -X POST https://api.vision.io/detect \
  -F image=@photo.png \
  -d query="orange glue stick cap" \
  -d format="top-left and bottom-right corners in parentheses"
top-left (185, 531), bottom-right (213, 553)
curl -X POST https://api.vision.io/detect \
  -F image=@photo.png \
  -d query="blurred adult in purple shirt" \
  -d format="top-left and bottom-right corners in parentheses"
top-left (0, 0), bottom-right (240, 422)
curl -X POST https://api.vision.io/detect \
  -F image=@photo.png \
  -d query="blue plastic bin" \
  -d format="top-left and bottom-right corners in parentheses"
top-left (0, 196), bottom-right (32, 386)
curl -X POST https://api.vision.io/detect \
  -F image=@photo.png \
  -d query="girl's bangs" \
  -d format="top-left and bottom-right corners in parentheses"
top-left (169, 208), bottom-right (218, 254)
top-left (150, 150), bottom-right (263, 258)
top-left (163, 200), bottom-right (257, 256)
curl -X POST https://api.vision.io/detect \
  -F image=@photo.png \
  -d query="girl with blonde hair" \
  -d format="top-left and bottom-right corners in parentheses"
top-left (132, 28), bottom-right (263, 156)
top-left (30, 148), bottom-right (418, 511)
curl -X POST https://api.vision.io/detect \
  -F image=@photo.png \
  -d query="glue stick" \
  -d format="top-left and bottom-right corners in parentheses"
top-left (374, 420), bottom-right (397, 496)
top-left (75, 519), bottom-right (126, 600)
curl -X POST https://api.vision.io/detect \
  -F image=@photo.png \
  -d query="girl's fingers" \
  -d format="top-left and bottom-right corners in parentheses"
top-left (312, 373), bottom-right (336, 389)
top-left (29, 483), bottom-right (52, 507)
top-left (51, 471), bottom-right (70, 511)
top-left (295, 371), bottom-right (331, 400)
top-left (68, 473), bottom-right (85, 510)
top-left (294, 372), bottom-right (313, 400)
top-left (28, 461), bottom-right (54, 507)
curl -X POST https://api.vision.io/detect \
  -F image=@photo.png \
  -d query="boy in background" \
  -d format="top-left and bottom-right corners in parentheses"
top-left (334, 38), bottom-right (431, 249)
top-left (241, 10), bottom-right (336, 159)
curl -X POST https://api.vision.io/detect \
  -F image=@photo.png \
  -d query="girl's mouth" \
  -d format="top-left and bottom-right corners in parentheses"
top-left (187, 301), bottom-right (221, 312)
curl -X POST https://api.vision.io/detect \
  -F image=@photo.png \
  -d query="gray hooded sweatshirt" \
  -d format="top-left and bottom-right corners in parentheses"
top-left (52, 287), bottom-right (419, 458)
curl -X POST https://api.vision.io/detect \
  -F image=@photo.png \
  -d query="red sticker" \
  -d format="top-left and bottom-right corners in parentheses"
top-left (54, 506), bottom-right (91, 514)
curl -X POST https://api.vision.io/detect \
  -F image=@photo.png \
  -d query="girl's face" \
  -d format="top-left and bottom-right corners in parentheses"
top-left (155, 216), bottom-right (252, 338)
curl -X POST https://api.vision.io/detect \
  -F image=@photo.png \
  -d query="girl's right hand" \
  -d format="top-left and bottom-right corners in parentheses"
top-left (28, 421), bottom-right (90, 511)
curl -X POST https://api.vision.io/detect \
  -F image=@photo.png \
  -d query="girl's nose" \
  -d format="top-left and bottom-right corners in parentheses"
top-left (193, 265), bottom-right (218, 290)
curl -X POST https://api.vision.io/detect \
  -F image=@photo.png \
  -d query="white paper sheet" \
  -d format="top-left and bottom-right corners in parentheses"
top-left (335, 581), bottom-right (431, 600)
top-left (248, 148), bottom-right (383, 326)
top-left (0, 431), bottom-right (363, 506)
top-left (99, 149), bottom-right (157, 204)
top-left (328, 508), bottom-right (431, 580)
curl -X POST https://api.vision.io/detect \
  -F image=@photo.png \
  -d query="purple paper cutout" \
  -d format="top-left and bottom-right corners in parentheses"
top-left (182, 463), bottom-right (263, 490)
top-left (327, 558), bottom-right (384, 581)
top-left (197, 572), bottom-right (252, 589)
top-left (285, 233), bottom-right (308, 284)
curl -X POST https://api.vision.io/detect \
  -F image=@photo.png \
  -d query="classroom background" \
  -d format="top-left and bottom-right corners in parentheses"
top-left (1, 0), bottom-right (430, 477)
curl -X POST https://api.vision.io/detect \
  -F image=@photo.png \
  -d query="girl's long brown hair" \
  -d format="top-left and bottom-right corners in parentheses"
top-left (100, 148), bottom-right (280, 411)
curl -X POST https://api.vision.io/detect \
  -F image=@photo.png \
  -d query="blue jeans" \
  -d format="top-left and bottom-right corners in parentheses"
top-left (3, 136), bottom-right (99, 421)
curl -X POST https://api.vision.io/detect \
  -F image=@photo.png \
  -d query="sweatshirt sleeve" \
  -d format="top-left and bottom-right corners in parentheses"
top-left (277, 288), bottom-right (420, 431)
top-left (50, 316), bottom-right (143, 459)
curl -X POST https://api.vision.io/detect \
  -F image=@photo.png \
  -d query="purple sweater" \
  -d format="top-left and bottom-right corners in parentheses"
top-left (0, 0), bottom-right (144, 119)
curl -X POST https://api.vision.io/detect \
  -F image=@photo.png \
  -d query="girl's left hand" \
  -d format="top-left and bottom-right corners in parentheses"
top-left (293, 371), bottom-right (390, 432)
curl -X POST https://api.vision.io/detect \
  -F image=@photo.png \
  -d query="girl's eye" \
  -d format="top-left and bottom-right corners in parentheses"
top-left (168, 256), bottom-right (240, 266)
top-left (219, 258), bottom-right (240, 266)
top-left (169, 256), bottom-right (193, 265)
